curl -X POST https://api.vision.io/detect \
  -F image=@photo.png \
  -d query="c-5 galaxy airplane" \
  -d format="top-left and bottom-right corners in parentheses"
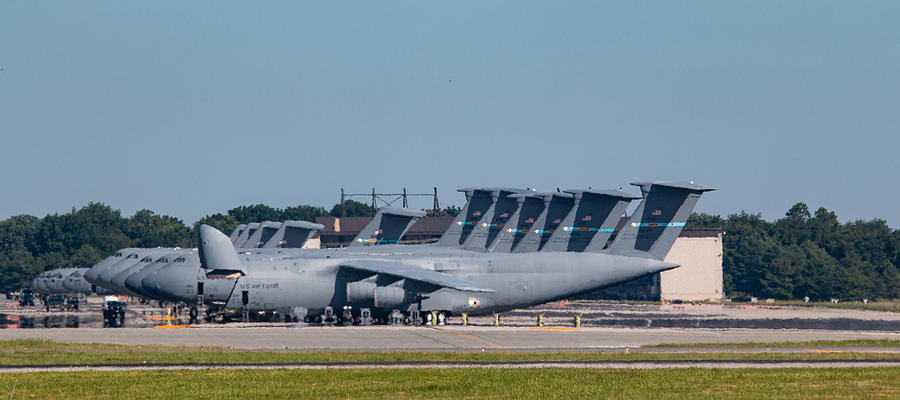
top-left (83, 219), bottom-right (326, 293)
top-left (85, 208), bottom-right (426, 311)
top-left (142, 181), bottom-right (713, 324)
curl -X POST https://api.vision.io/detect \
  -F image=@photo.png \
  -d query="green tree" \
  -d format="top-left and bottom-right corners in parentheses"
top-left (283, 205), bottom-right (328, 222)
top-left (124, 210), bottom-right (192, 248)
top-left (192, 213), bottom-right (239, 244)
top-left (228, 204), bottom-right (282, 224)
top-left (0, 249), bottom-right (40, 291)
top-left (330, 200), bottom-right (374, 217)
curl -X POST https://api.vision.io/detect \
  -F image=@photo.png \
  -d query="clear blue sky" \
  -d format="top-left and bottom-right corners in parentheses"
top-left (1, 2), bottom-right (898, 226)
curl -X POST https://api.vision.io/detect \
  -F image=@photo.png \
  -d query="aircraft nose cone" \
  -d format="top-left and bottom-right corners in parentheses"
top-left (84, 267), bottom-right (100, 283)
top-left (142, 265), bottom-right (197, 303)
top-left (124, 271), bottom-right (149, 295)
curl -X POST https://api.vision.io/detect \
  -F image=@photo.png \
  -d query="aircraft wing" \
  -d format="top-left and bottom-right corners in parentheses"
top-left (339, 260), bottom-right (494, 293)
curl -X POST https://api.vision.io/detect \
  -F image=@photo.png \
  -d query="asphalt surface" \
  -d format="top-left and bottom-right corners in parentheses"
top-left (2, 325), bottom-right (900, 350)
top-left (3, 359), bottom-right (900, 372)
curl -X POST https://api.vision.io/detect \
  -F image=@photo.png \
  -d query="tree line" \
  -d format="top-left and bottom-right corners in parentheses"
top-left (0, 200), bottom-right (460, 292)
top-left (688, 203), bottom-right (900, 301)
top-left (1, 200), bottom-right (898, 301)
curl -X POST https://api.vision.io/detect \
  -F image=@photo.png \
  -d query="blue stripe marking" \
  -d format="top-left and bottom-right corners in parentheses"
top-left (630, 222), bottom-right (686, 228)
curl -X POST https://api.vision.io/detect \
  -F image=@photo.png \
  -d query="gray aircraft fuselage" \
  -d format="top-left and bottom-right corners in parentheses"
top-left (146, 244), bottom-right (672, 317)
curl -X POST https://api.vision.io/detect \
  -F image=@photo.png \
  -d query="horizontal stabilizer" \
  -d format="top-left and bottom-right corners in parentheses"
top-left (340, 260), bottom-right (494, 293)
top-left (263, 221), bottom-right (324, 248)
top-left (376, 206), bottom-right (428, 218)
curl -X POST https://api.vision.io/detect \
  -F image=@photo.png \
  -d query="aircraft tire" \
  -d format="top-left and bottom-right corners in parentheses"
top-left (189, 307), bottom-right (199, 320)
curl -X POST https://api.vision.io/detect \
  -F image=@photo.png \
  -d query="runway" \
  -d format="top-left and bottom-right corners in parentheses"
top-left (1, 325), bottom-right (899, 350)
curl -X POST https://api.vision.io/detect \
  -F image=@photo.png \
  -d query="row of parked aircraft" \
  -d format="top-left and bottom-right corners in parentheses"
top-left (33, 181), bottom-right (714, 325)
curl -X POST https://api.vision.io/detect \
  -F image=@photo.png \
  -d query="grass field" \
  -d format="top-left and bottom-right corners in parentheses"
top-left (2, 339), bottom-right (899, 366)
top-left (767, 299), bottom-right (900, 313)
top-left (2, 340), bottom-right (899, 399)
top-left (1, 367), bottom-right (899, 399)
top-left (646, 339), bottom-right (900, 348)
top-left (607, 298), bottom-right (900, 312)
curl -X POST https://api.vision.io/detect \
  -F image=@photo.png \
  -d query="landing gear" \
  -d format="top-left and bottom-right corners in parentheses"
top-left (423, 310), bottom-right (449, 326)
top-left (359, 308), bottom-right (372, 326)
top-left (388, 309), bottom-right (404, 325)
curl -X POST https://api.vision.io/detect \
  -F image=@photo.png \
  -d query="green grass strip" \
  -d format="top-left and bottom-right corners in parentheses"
top-left (2, 339), bottom-right (899, 366)
top-left (646, 339), bottom-right (900, 348)
top-left (1, 368), bottom-right (899, 399)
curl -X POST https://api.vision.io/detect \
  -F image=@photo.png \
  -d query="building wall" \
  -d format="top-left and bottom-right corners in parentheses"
top-left (301, 237), bottom-right (321, 249)
top-left (660, 234), bottom-right (723, 301)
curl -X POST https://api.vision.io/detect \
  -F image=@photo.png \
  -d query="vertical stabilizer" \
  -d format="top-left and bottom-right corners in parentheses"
top-left (606, 181), bottom-right (715, 260)
top-left (542, 189), bottom-right (641, 252)
top-left (511, 192), bottom-right (575, 253)
top-left (245, 221), bottom-right (281, 248)
top-left (350, 206), bottom-right (427, 246)
top-left (462, 188), bottom-right (525, 251)
top-left (435, 188), bottom-right (495, 247)
top-left (229, 224), bottom-right (246, 243)
top-left (488, 194), bottom-right (545, 253)
top-left (233, 222), bottom-right (259, 248)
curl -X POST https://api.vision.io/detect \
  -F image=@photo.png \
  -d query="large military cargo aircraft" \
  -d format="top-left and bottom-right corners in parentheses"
top-left (139, 181), bottom-right (713, 324)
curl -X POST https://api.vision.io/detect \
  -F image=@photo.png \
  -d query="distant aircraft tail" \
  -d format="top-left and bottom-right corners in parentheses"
top-left (605, 181), bottom-right (715, 260)
top-left (542, 189), bottom-right (641, 253)
top-left (229, 224), bottom-right (246, 244)
top-left (488, 194), bottom-right (545, 253)
top-left (232, 222), bottom-right (259, 248)
top-left (462, 188), bottom-right (524, 251)
top-left (435, 188), bottom-right (498, 247)
top-left (350, 206), bottom-right (426, 246)
top-left (245, 221), bottom-right (281, 248)
top-left (263, 221), bottom-right (325, 248)
top-left (511, 192), bottom-right (574, 253)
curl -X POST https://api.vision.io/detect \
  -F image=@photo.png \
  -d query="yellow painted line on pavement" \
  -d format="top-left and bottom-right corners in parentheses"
top-left (153, 325), bottom-right (195, 329)
top-left (144, 316), bottom-right (177, 321)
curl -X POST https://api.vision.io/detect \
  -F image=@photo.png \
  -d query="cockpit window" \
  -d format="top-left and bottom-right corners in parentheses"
top-left (174, 257), bottom-right (186, 262)
top-left (141, 256), bottom-right (153, 262)
top-left (115, 252), bottom-right (123, 257)
top-left (128, 253), bottom-right (138, 259)
top-left (156, 257), bottom-right (169, 263)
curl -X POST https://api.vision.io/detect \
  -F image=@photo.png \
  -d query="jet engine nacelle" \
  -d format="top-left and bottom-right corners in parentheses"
top-left (346, 282), bottom-right (377, 303)
top-left (373, 286), bottom-right (407, 308)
